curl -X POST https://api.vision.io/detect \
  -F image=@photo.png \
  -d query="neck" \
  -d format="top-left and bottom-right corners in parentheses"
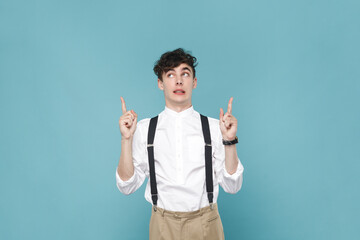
top-left (165, 101), bottom-right (192, 113)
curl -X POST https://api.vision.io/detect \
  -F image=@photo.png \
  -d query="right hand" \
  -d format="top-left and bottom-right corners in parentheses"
top-left (119, 97), bottom-right (138, 139)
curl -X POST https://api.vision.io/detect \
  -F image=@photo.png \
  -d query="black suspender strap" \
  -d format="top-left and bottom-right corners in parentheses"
top-left (200, 114), bottom-right (214, 209)
top-left (147, 116), bottom-right (159, 211)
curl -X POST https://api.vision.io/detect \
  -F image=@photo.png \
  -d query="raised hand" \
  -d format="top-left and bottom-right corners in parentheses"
top-left (219, 97), bottom-right (238, 141)
top-left (119, 97), bottom-right (138, 139)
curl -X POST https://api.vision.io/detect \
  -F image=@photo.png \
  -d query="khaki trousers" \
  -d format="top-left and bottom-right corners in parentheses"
top-left (149, 203), bottom-right (225, 240)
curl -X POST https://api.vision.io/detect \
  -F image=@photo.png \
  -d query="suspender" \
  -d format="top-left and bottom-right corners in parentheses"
top-left (147, 116), bottom-right (159, 211)
top-left (147, 114), bottom-right (214, 211)
top-left (200, 114), bottom-right (214, 209)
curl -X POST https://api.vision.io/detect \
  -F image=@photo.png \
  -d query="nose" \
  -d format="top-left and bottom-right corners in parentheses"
top-left (176, 76), bottom-right (183, 85)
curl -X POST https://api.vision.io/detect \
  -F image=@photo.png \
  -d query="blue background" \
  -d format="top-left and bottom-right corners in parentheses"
top-left (1, 0), bottom-right (359, 239)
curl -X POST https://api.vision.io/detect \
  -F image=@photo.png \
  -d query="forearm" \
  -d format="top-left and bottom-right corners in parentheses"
top-left (224, 144), bottom-right (239, 175)
top-left (117, 137), bottom-right (134, 181)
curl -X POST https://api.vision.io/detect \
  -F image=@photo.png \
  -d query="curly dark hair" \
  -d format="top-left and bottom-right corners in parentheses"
top-left (153, 48), bottom-right (198, 81)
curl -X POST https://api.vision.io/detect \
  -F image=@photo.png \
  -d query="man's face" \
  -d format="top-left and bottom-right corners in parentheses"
top-left (158, 63), bottom-right (197, 109)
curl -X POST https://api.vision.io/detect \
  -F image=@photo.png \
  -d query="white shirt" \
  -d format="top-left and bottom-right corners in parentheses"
top-left (116, 106), bottom-right (244, 212)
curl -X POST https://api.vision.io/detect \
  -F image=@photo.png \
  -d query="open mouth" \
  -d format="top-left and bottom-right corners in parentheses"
top-left (173, 90), bottom-right (185, 95)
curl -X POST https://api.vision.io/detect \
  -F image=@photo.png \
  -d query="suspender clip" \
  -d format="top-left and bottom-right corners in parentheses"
top-left (210, 203), bottom-right (214, 210)
top-left (151, 193), bottom-right (158, 212)
top-left (147, 144), bottom-right (154, 148)
top-left (205, 143), bottom-right (212, 147)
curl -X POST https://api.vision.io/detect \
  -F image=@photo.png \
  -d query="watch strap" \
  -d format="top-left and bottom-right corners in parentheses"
top-left (222, 136), bottom-right (238, 145)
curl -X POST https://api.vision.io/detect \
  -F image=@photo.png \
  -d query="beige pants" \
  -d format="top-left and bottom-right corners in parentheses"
top-left (149, 203), bottom-right (225, 240)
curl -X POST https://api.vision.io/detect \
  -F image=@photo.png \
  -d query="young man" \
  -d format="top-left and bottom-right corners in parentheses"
top-left (116, 48), bottom-right (244, 239)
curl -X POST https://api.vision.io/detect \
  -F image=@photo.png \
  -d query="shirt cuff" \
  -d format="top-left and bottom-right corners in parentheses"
top-left (115, 168), bottom-right (136, 187)
top-left (223, 158), bottom-right (244, 179)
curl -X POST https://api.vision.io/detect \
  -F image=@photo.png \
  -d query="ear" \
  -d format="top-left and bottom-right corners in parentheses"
top-left (192, 77), bottom-right (197, 89)
top-left (157, 79), bottom-right (164, 90)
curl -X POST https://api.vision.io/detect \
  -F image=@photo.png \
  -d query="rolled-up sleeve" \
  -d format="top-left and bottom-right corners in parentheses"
top-left (220, 158), bottom-right (244, 193)
top-left (116, 119), bottom-right (149, 195)
top-left (213, 122), bottom-right (244, 194)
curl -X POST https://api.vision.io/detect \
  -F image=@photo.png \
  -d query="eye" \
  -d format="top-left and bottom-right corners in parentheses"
top-left (183, 72), bottom-right (190, 77)
top-left (167, 73), bottom-right (174, 78)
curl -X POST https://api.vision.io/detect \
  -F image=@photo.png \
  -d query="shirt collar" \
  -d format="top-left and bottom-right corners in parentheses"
top-left (163, 105), bottom-right (195, 118)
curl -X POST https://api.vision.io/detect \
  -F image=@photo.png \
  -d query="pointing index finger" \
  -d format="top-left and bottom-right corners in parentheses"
top-left (227, 97), bottom-right (233, 114)
top-left (120, 97), bottom-right (127, 114)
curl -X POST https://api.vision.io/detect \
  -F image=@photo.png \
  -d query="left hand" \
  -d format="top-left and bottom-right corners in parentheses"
top-left (219, 97), bottom-right (238, 141)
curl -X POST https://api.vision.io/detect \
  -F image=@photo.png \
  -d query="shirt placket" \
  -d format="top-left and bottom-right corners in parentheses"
top-left (175, 117), bottom-right (184, 184)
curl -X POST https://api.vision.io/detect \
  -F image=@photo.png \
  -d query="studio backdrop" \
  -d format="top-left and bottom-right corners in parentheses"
top-left (0, 0), bottom-right (359, 239)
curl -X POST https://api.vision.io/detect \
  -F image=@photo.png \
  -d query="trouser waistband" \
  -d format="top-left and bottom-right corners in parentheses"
top-left (154, 203), bottom-right (218, 219)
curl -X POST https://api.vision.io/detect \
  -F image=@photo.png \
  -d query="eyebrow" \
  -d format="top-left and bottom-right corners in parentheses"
top-left (165, 67), bottom-right (192, 73)
top-left (182, 67), bottom-right (192, 72)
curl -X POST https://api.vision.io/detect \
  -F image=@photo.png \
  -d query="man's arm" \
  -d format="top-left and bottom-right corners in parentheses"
top-left (224, 144), bottom-right (239, 175)
top-left (214, 121), bottom-right (243, 194)
top-left (117, 97), bottom-right (137, 181)
top-left (220, 97), bottom-right (239, 175)
top-left (117, 137), bottom-right (135, 181)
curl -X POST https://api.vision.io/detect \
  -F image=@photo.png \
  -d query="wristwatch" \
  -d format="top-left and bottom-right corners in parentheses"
top-left (222, 136), bottom-right (238, 145)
